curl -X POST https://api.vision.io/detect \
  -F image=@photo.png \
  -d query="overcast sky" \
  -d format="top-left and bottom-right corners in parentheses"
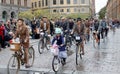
top-left (95, 0), bottom-right (108, 13)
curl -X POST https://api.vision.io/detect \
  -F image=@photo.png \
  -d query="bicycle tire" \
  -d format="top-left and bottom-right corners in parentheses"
top-left (28, 46), bottom-right (35, 67)
top-left (45, 39), bottom-right (50, 50)
top-left (52, 56), bottom-right (60, 72)
top-left (7, 55), bottom-right (20, 74)
top-left (76, 45), bottom-right (79, 65)
top-left (80, 46), bottom-right (82, 59)
top-left (38, 39), bottom-right (44, 54)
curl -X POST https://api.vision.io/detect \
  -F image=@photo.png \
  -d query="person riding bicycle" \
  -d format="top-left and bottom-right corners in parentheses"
top-left (71, 18), bottom-right (85, 55)
top-left (93, 19), bottom-right (100, 45)
top-left (52, 28), bottom-right (67, 65)
top-left (100, 18), bottom-right (108, 38)
top-left (40, 16), bottom-right (50, 44)
top-left (40, 16), bottom-right (50, 34)
top-left (14, 18), bottom-right (30, 68)
top-left (85, 18), bottom-right (91, 42)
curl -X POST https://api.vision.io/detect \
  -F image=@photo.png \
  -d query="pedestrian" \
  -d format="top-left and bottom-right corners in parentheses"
top-left (0, 21), bottom-right (5, 49)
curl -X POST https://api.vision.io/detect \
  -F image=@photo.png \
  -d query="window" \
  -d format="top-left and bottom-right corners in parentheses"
top-left (53, 9), bottom-right (57, 12)
top-left (24, 0), bottom-right (27, 6)
top-left (42, 0), bottom-right (44, 6)
top-left (32, 3), bottom-right (34, 8)
top-left (18, 0), bottom-right (21, 6)
top-left (53, 0), bottom-right (56, 5)
top-left (35, 2), bottom-right (37, 7)
top-left (60, 9), bottom-right (64, 12)
top-left (39, 1), bottom-right (41, 7)
top-left (67, 9), bottom-right (70, 12)
top-left (73, 0), bottom-right (77, 4)
top-left (81, 8), bottom-right (84, 12)
top-left (67, 0), bottom-right (70, 4)
top-left (1, 0), bottom-right (6, 4)
top-left (81, 0), bottom-right (85, 4)
top-left (10, 0), bottom-right (14, 4)
top-left (60, 0), bottom-right (64, 4)
top-left (74, 8), bottom-right (77, 12)
top-left (45, 0), bottom-right (48, 6)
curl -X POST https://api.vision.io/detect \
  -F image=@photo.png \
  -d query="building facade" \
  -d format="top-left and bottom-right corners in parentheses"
top-left (31, 0), bottom-right (95, 17)
top-left (106, 0), bottom-right (120, 19)
top-left (0, 0), bottom-right (31, 21)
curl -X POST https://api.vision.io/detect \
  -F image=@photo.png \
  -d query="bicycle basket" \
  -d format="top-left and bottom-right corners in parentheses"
top-left (51, 44), bottom-right (59, 56)
top-left (75, 36), bottom-right (82, 42)
top-left (10, 43), bottom-right (21, 51)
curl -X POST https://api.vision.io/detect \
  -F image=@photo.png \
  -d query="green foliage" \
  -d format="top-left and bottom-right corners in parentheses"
top-left (99, 7), bottom-right (106, 19)
top-left (18, 10), bottom-right (34, 20)
top-left (34, 9), bottom-right (50, 18)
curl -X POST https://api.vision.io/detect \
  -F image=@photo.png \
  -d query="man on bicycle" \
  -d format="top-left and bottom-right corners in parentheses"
top-left (100, 18), bottom-right (108, 39)
top-left (71, 18), bottom-right (85, 55)
top-left (40, 16), bottom-right (50, 34)
top-left (93, 19), bottom-right (100, 45)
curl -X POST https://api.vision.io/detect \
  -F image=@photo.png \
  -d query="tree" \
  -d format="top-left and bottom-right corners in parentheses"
top-left (99, 7), bottom-right (106, 19)
top-left (18, 10), bottom-right (34, 20)
top-left (34, 10), bottom-right (50, 19)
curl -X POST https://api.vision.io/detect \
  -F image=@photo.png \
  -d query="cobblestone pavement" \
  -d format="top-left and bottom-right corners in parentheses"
top-left (0, 29), bottom-right (120, 74)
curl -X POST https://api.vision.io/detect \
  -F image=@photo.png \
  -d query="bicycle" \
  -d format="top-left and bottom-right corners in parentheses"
top-left (38, 30), bottom-right (51, 54)
top-left (75, 35), bottom-right (83, 65)
top-left (64, 31), bottom-right (72, 51)
top-left (51, 44), bottom-right (65, 72)
top-left (7, 42), bottom-right (35, 74)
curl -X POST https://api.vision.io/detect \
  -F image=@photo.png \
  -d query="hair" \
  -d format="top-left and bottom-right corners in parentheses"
top-left (16, 18), bottom-right (26, 30)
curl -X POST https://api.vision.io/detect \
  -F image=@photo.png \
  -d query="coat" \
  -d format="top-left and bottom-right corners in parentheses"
top-left (15, 26), bottom-right (29, 48)
top-left (0, 25), bottom-right (5, 40)
top-left (40, 21), bottom-right (50, 34)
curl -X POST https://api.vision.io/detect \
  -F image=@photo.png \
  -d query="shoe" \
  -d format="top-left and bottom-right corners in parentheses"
top-left (25, 65), bottom-right (31, 68)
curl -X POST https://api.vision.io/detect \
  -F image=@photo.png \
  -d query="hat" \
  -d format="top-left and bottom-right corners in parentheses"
top-left (77, 18), bottom-right (82, 22)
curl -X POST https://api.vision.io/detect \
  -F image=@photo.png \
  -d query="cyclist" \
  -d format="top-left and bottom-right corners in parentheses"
top-left (52, 28), bottom-right (67, 65)
top-left (93, 19), bottom-right (100, 45)
top-left (71, 18), bottom-right (85, 55)
top-left (40, 16), bottom-right (50, 34)
top-left (40, 16), bottom-right (50, 45)
top-left (14, 18), bottom-right (30, 68)
top-left (85, 18), bottom-right (91, 42)
top-left (100, 18), bottom-right (108, 39)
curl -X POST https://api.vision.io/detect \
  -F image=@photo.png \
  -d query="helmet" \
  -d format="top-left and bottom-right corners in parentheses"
top-left (55, 28), bottom-right (62, 34)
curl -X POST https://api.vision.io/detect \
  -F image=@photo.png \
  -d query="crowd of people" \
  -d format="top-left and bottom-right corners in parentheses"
top-left (0, 16), bottom-right (120, 67)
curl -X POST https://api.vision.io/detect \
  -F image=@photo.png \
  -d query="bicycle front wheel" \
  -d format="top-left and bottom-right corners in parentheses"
top-left (38, 39), bottom-right (44, 54)
top-left (28, 46), bottom-right (35, 67)
top-left (52, 56), bottom-right (60, 72)
top-left (76, 45), bottom-right (79, 65)
top-left (7, 55), bottom-right (20, 74)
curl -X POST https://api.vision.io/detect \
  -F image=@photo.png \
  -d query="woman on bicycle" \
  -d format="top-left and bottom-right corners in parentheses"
top-left (52, 28), bottom-right (67, 65)
top-left (14, 18), bottom-right (30, 68)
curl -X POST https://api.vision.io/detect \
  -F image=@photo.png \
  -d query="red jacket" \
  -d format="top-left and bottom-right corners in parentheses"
top-left (0, 25), bottom-right (5, 40)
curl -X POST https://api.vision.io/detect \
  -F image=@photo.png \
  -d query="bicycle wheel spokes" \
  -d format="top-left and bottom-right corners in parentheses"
top-left (38, 39), bottom-right (44, 54)
top-left (28, 47), bottom-right (35, 66)
top-left (52, 56), bottom-right (60, 72)
top-left (7, 56), bottom-right (20, 74)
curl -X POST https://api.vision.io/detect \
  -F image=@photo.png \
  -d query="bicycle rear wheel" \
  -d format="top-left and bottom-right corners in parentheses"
top-left (7, 55), bottom-right (20, 74)
top-left (52, 56), bottom-right (60, 72)
top-left (28, 46), bottom-right (35, 66)
top-left (38, 39), bottom-right (44, 54)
